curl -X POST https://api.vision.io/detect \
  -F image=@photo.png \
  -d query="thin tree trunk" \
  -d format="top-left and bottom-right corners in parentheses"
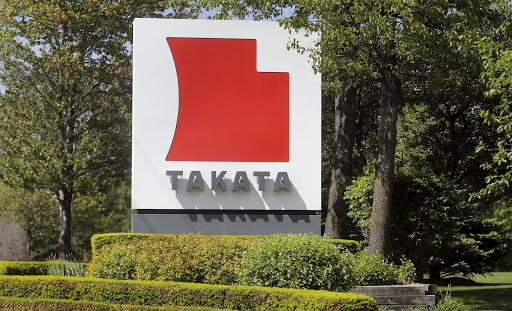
top-left (325, 87), bottom-right (357, 238)
top-left (26, 228), bottom-right (32, 259)
top-left (58, 188), bottom-right (72, 258)
top-left (368, 59), bottom-right (400, 256)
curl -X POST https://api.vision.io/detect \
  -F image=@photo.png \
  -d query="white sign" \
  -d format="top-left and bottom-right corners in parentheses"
top-left (132, 19), bottom-right (321, 211)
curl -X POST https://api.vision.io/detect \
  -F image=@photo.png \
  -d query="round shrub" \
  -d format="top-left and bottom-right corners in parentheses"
top-left (88, 244), bottom-right (137, 280)
top-left (238, 234), bottom-right (358, 292)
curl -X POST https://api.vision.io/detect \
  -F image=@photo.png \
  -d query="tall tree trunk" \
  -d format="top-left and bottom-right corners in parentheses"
top-left (325, 87), bottom-right (357, 238)
top-left (58, 188), bottom-right (72, 258)
top-left (368, 59), bottom-right (401, 256)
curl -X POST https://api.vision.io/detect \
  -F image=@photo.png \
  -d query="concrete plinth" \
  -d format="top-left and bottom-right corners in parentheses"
top-left (132, 211), bottom-right (321, 236)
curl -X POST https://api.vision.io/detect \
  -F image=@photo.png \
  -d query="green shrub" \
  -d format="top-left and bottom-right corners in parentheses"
top-left (238, 234), bottom-right (358, 292)
top-left (88, 233), bottom-right (361, 286)
top-left (397, 257), bottom-right (416, 283)
top-left (88, 244), bottom-right (138, 280)
top-left (350, 252), bottom-right (416, 285)
top-left (0, 297), bottom-right (229, 310)
top-left (90, 233), bottom-right (360, 256)
top-left (91, 233), bottom-right (152, 255)
top-left (88, 234), bottom-right (253, 284)
top-left (0, 275), bottom-right (378, 311)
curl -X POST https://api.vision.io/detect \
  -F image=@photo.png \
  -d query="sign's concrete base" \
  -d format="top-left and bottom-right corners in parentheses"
top-left (132, 211), bottom-right (321, 235)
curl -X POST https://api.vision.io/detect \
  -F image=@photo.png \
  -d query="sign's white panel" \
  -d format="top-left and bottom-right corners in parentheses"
top-left (132, 19), bottom-right (321, 210)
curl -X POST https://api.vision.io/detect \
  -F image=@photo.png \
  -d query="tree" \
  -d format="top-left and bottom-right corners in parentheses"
top-left (283, 3), bottom-right (403, 250)
top-left (200, 0), bottom-right (405, 254)
top-left (72, 181), bottom-right (132, 261)
top-left (345, 169), bottom-right (508, 279)
top-left (201, 0), bottom-right (512, 257)
top-left (0, 182), bottom-right (59, 259)
top-left (0, 0), bottom-right (200, 257)
top-left (344, 0), bottom-right (511, 276)
top-left (476, 2), bottom-right (512, 271)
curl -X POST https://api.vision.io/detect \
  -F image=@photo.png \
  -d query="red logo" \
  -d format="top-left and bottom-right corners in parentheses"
top-left (165, 38), bottom-right (289, 162)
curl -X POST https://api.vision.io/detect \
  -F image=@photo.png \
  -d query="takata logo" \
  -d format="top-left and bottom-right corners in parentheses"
top-left (166, 38), bottom-right (289, 162)
top-left (132, 19), bottom-right (320, 211)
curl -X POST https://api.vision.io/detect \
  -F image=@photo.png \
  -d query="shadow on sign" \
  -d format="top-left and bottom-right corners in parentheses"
top-left (175, 178), bottom-right (307, 211)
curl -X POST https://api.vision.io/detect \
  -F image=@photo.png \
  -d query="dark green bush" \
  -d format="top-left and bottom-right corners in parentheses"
top-left (0, 275), bottom-right (378, 311)
top-left (0, 261), bottom-right (48, 276)
top-left (0, 297), bottom-right (229, 310)
top-left (0, 261), bottom-right (88, 276)
top-left (238, 234), bottom-right (358, 292)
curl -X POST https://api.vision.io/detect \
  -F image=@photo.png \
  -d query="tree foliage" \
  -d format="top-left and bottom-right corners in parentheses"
top-left (200, 0), bottom-right (512, 271)
top-left (346, 169), bottom-right (508, 279)
top-left (477, 2), bottom-right (512, 197)
top-left (0, 180), bottom-right (132, 261)
top-left (0, 0), bottom-right (199, 256)
top-left (202, 0), bottom-right (406, 254)
top-left (344, 0), bottom-right (512, 277)
top-left (0, 182), bottom-right (58, 259)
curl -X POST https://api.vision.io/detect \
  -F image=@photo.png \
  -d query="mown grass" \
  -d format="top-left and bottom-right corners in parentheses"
top-left (471, 272), bottom-right (512, 284)
top-left (438, 272), bottom-right (512, 311)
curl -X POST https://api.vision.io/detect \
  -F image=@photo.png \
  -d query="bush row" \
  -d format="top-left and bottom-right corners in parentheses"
top-left (0, 261), bottom-right (88, 276)
top-left (90, 233), bottom-right (360, 255)
top-left (0, 275), bottom-right (378, 311)
top-left (0, 297), bottom-right (228, 311)
top-left (237, 234), bottom-right (415, 290)
top-left (88, 233), bottom-right (360, 286)
top-left (88, 234), bottom-right (414, 290)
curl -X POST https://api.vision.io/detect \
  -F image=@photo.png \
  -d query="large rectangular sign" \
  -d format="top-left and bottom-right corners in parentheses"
top-left (132, 19), bottom-right (321, 211)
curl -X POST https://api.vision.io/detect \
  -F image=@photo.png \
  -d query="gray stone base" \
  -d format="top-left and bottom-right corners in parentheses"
top-left (351, 285), bottom-right (437, 310)
top-left (132, 212), bottom-right (321, 235)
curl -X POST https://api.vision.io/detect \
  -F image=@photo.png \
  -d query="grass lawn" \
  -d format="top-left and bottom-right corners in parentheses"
top-left (438, 272), bottom-right (512, 311)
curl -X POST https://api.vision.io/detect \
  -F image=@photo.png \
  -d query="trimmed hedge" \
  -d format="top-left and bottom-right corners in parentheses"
top-left (0, 261), bottom-right (88, 276)
top-left (88, 234), bottom-right (254, 284)
top-left (0, 297), bottom-right (229, 311)
top-left (88, 234), bottom-right (359, 284)
top-left (0, 275), bottom-right (377, 311)
top-left (90, 233), bottom-right (360, 256)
